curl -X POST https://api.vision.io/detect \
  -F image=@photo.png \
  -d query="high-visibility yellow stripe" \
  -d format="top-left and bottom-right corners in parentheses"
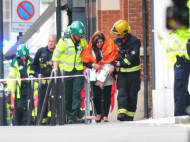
top-left (123, 58), bottom-right (131, 65)
top-left (118, 109), bottom-right (127, 115)
top-left (29, 70), bottom-right (35, 74)
top-left (42, 118), bottom-right (47, 123)
top-left (117, 65), bottom-right (141, 72)
top-left (127, 111), bottom-right (135, 117)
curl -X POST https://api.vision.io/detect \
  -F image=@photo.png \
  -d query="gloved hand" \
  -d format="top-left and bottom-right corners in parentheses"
top-left (176, 55), bottom-right (183, 68)
top-left (29, 75), bottom-right (34, 78)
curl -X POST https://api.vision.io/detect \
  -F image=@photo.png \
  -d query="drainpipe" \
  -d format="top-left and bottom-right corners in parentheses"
top-left (56, 0), bottom-right (62, 41)
top-left (151, 0), bottom-right (155, 90)
top-left (142, 0), bottom-right (149, 118)
top-left (85, 0), bottom-right (96, 42)
top-left (0, 0), bottom-right (6, 126)
top-left (0, 0), bottom-right (3, 79)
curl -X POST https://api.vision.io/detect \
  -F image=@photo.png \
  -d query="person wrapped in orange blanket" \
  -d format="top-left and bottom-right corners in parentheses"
top-left (81, 31), bottom-right (119, 122)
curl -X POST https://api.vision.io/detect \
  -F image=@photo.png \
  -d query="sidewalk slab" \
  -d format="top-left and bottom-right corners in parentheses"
top-left (134, 115), bottom-right (190, 124)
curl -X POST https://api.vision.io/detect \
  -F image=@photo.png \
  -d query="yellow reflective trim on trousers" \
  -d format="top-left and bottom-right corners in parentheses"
top-left (118, 109), bottom-right (127, 115)
top-left (42, 118), bottom-right (47, 123)
top-left (82, 115), bottom-right (85, 120)
top-left (81, 101), bottom-right (93, 111)
top-left (127, 111), bottom-right (135, 117)
top-left (47, 111), bottom-right (51, 117)
top-left (42, 79), bottom-right (50, 85)
top-left (29, 70), bottom-right (35, 74)
top-left (6, 104), bottom-right (10, 120)
top-left (47, 111), bottom-right (57, 118)
top-left (117, 65), bottom-right (141, 72)
top-left (123, 58), bottom-right (131, 65)
top-left (32, 107), bottom-right (37, 117)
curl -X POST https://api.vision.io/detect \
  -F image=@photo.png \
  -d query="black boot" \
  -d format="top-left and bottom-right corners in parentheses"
top-left (67, 119), bottom-right (74, 124)
top-left (72, 115), bottom-right (84, 123)
top-left (117, 113), bottom-right (127, 121)
top-left (126, 116), bottom-right (134, 121)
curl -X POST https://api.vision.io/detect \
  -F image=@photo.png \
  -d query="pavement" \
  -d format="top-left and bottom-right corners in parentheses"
top-left (134, 115), bottom-right (190, 124)
top-left (0, 116), bottom-right (190, 142)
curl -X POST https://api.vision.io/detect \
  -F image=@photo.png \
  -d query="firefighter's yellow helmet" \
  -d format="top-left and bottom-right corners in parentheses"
top-left (111, 20), bottom-right (131, 36)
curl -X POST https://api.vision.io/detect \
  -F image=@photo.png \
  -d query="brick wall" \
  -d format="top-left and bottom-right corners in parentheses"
top-left (97, 0), bottom-right (152, 106)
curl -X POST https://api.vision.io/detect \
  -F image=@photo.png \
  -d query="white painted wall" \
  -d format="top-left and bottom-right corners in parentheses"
top-left (152, 0), bottom-right (175, 118)
top-left (152, 0), bottom-right (190, 118)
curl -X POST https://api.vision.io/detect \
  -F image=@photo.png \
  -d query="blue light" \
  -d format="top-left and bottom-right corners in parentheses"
top-left (3, 40), bottom-right (16, 54)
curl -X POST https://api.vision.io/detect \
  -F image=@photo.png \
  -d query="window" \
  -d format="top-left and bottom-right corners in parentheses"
top-left (3, 0), bottom-right (11, 22)
top-left (3, 0), bottom-right (11, 40)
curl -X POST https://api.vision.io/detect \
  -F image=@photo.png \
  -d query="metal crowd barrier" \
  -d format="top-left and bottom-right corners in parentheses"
top-left (0, 68), bottom-right (94, 126)
top-left (84, 69), bottom-right (96, 125)
top-left (27, 79), bottom-right (34, 125)
top-left (0, 82), bottom-right (6, 125)
top-left (37, 69), bottom-right (66, 125)
top-left (13, 80), bottom-right (18, 125)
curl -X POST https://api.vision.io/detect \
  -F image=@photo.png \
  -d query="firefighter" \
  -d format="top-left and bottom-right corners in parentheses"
top-left (29, 34), bottom-right (57, 124)
top-left (52, 21), bottom-right (87, 124)
top-left (111, 20), bottom-right (141, 121)
top-left (7, 44), bottom-right (33, 125)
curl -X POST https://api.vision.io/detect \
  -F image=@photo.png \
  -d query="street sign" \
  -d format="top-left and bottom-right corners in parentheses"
top-left (11, 0), bottom-right (40, 32)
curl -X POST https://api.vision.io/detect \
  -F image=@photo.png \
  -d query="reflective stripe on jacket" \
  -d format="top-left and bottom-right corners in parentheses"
top-left (52, 37), bottom-right (87, 71)
top-left (7, 56), bottom-right (32, 98)
top-left (160, 29), bottom-right (190, 66)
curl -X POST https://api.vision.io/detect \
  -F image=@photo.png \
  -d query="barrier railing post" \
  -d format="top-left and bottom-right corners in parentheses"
top-left (13, 81), bottom-right (18, 125)
top-left (37, 74), bottom-right (42, 124)
top-left (50, 70), bottom-right (58, 125)
top-left (37, 73), bottom-right (53, 125)
top-left (59, 69), bottom-right (65, 125)
top-left (85, 69), bottom-right (91, 125)
top-left (27, 79), bottom-right (34, 125)
top-left (0, 82), bottom-right (6, 125)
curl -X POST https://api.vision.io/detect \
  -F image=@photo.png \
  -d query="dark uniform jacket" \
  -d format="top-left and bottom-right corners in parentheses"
top-left (30, 46), bottom-right (53, 77)
top-left (114, 33), bottom-right (141, 72)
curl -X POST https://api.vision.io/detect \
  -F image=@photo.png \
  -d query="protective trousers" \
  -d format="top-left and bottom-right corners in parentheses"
top-left (174, 60), bottom-right (190, 116)
top-left (117, 70), bottom-right (141, 117)
top-left (37, 85), bottom-right (48, 124)
top-left (64, 69), bottom-right (84, 120)
top-left (16, 86), bottom-right (28, 125)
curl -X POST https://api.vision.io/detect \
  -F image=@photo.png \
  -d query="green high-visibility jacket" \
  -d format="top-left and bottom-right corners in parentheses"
top-left (52, 37), bottom-right (87, 71)
top-left (7, 56), bottom-right (32, 98)
top-left (160, 29), bottom-right (190, 66)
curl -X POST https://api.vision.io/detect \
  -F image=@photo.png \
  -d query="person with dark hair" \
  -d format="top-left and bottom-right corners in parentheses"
top-left (82, 31), bottom-right (119, 122)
